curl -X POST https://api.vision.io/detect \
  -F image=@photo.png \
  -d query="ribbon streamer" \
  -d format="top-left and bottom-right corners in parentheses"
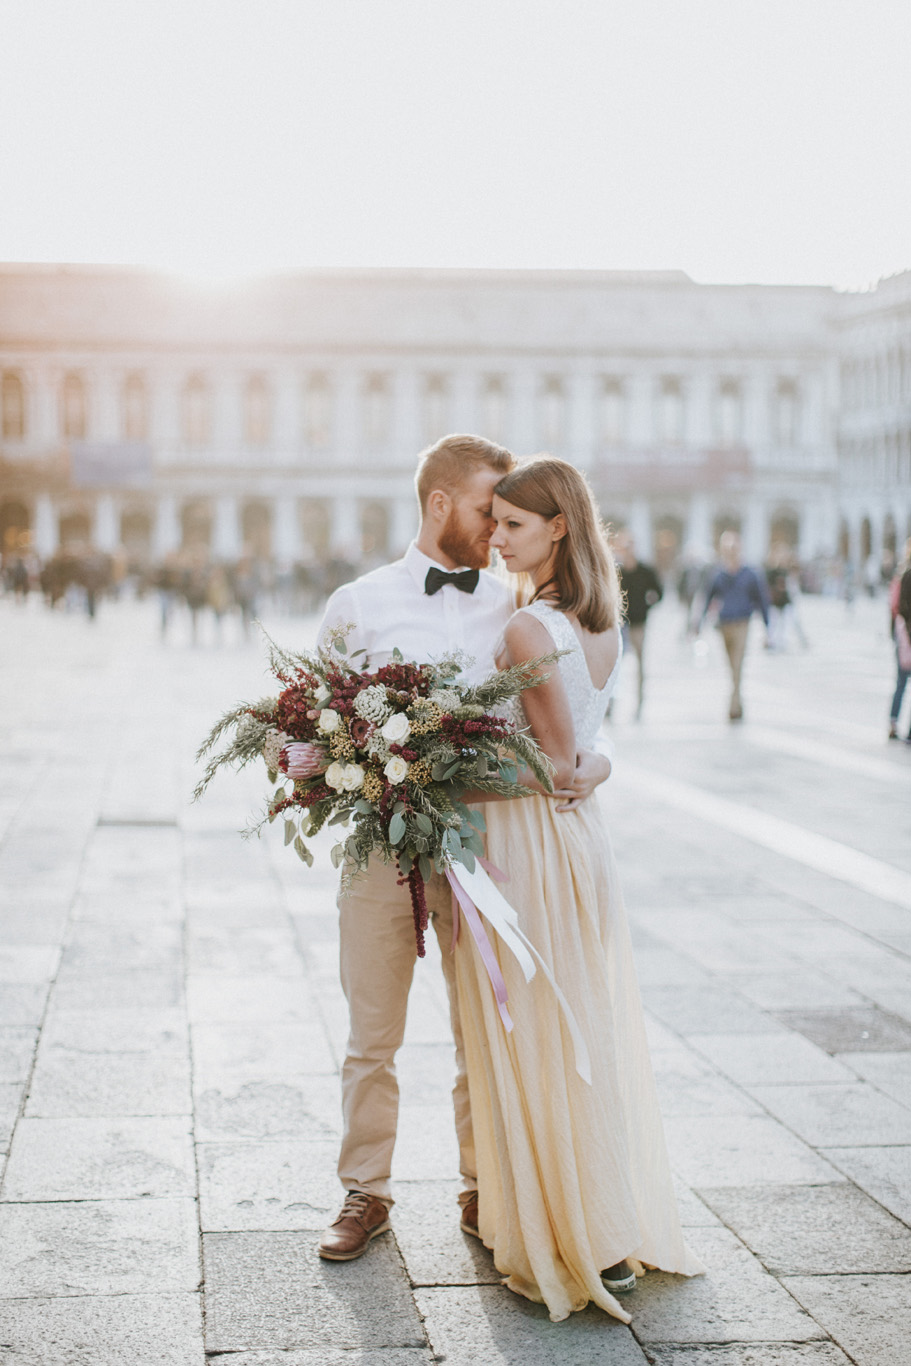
top-left (446, 860), bottom-right (592, 1084)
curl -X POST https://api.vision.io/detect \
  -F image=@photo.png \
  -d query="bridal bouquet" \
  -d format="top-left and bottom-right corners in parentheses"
top-left (194, 625), bottom-right (555, 955)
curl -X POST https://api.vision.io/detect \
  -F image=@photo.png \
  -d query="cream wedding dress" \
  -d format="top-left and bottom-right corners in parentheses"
top-left (454, 601), bottom-right (705, 1323)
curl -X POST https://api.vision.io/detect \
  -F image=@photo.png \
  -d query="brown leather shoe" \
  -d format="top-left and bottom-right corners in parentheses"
top-left (460, 1191), bottom-right (481, 1239)
top-left (318, 1190), bottom-right (391, 1261)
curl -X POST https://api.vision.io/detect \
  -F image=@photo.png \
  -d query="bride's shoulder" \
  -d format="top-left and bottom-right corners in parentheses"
top-left (502, 604), bottom-right (560, 661)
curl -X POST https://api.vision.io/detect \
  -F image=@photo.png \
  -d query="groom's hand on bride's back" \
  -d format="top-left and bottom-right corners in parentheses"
top-left (552, 749), bottom-right (612, 811)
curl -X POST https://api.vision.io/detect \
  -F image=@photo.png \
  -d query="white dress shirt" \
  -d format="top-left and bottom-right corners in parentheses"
top-left (316, 543), bottom-right (514, 684)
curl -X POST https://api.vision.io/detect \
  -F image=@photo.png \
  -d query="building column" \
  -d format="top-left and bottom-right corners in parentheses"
top-left (628, 497), bottom-right (654, 559)
top-left (152, 496), bottom-right (181, 558)
top-left (742, 498), bottom-right (768, 564)
top-left (212, 496), bottom-right (242, 560)
top-left (272, 494), bottom-right (302, 561)
top-left (390, 491), bottom-right (417, 553)
top-left (93, 494), bottom-right (120, 552)
top-left (33, 494), bottom-right (57, 558)
top-left (684, 492), bottom-right (712, 555)
top-left (330, 496), bottom-right (361, 557)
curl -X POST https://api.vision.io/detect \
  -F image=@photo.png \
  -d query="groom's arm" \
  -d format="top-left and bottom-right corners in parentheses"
top-left (551, 744), bottom-right (612, 812)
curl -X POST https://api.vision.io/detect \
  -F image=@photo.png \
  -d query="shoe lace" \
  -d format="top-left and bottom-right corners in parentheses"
top-left (339, 1190), bottom-right (376, 1220)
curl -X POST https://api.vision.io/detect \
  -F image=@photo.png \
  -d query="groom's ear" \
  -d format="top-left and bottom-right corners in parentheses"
top-left (425, 489), bottom-right (452, 524)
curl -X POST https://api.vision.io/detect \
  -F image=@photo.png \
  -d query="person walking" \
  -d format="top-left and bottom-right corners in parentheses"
top-left (888, 551), bottom-right (911, 741)
top-left (613, 530), bottom-right (663, 718)
top-left (700, 530), bottom-right (769, 721)
top-left (313, 435), bottom-right (612, 1262)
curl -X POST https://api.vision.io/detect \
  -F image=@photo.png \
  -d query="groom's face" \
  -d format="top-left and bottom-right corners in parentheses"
top-left (437, 467), bottom-right (503, 570)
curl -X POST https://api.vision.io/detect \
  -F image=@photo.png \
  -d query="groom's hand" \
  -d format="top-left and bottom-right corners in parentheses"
top-left (552, 749), bottom-right (611, 812)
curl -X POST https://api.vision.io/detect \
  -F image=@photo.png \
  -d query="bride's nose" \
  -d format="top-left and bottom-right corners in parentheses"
top-left (489, 526), bottom-right (505, 548)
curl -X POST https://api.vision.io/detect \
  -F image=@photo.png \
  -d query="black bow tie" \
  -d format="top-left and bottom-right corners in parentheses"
top-left (424, 567), bottom-right (480, 596)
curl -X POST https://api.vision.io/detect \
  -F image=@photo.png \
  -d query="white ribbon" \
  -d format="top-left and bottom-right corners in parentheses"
top-left (448, 860), bottom-right (592, 1085)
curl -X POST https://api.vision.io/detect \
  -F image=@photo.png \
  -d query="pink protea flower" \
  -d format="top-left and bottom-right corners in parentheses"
top-left (281, 742), bottom-right (327, 779)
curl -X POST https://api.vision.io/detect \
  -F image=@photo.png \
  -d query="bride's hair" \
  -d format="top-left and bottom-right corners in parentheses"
top-left (493, 456), bottom-right (623, 633)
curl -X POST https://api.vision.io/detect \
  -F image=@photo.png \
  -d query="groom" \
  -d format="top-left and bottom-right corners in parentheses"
top-left (315, 433), bottom-right (612, 1260)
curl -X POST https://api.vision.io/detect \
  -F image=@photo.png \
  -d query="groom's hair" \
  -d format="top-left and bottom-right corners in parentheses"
top-left (415, 434), bottom-right (515, 512)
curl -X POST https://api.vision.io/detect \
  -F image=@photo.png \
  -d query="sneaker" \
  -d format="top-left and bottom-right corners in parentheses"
top-left (318, 1191), bottom-right (391, 1260)
top-left (601, 1259), bottom-right (637, 1293)
top-left (889, 724), bottom-right (899, 740)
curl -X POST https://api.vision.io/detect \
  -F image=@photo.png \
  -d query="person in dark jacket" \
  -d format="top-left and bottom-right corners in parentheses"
top-left (614, 531), bottom-right (663, 718)
top-left (700, 531), bottom-right (769, 721)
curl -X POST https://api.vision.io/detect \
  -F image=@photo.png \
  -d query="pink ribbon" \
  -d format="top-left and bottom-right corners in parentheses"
top-left (445, 867), bottom-right (514, 1033)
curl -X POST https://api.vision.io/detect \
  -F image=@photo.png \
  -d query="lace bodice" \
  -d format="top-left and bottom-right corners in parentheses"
top-left (509, 600), bottom-right (620, 749)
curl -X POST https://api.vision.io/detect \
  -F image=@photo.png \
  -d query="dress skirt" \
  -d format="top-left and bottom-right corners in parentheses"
top-left (454, 791), bottom-right (705, 1322)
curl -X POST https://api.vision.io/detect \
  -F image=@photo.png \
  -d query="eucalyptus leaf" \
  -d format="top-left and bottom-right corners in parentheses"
top-left (388, 811), bottom-right (406, 844)
top-left (328, 808), bottom-right (350, 826)
top-left (330, 843), bottom-right (344, 868)
top-left (418, 853), bottom-right (432, 882)
top-left (443, 760), bottom-right (461, 780)
top-left (335, 638), bottom-right (347, 655)
top-left (459, 847), bottom-right (476, 872)
top-left (467, 808), bottom-right (486, 832)
top-left (283, 820), bottom-right (296, 847)
top-left (354, 798), bottom-right (374, 814)
top-left (415, 813), bottom-right (433, 835)
top-left (293, 835), bottom-right (313, 866)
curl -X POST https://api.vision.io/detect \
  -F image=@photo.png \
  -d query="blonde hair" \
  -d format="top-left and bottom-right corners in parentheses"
top-left (415, 433), bottom-right (515, 512)
top-left (494, 456), bottom-right (623, 633)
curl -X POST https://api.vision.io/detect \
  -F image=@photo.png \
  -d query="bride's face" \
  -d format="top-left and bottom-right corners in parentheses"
top-left (490, 495), bottom-right (565, 583)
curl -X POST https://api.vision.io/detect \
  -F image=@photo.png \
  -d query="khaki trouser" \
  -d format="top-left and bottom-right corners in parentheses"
top-left (337, 856), bottom-right (475, 1206)
top-left (719, 618), bottom-right (751, 717)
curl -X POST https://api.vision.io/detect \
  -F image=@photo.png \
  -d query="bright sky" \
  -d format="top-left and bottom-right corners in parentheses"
top-left (1, 0), bottom-right (909, 289)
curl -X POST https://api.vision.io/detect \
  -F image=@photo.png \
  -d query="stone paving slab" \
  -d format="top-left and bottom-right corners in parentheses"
top-left (204, 1354), bottom-right (433, 1365)
top-left (203, 1232), bottom-right (426, 1354)
top-left (1, 1115), bottom-right (196, 1200)
top-left (0, 1197), bottom-right (200, 1295)
top-left (747, 1082), bottom-right (911, 1146)
top-left (662, 1115), bottom-right (845, 1188)
top-left (0, 1291), bottom-right (204, 1366)
top-left (643, 1345), bottom-right (854, 1365)
top-left (38, 1005), bottom-right (187, 1054)
top-left (416, 1284), bottom-right (649, 1365)
top-left (696, 1183), bottom-right (911, 1274)
top-left (0, 1026), bottom-right (37, 1082)
top-left (194, 1075), bottom-right (341, 1142)
top-left (390, 1179), bottom-right (503, 1287)
top-left (819, 1145), bottom-right (911, 1225)
top-left (629, 1226), bottom-right (826, 1346)
top-left (25, 1050), bottom-right (192, 1118)
top-left (833, 1049), bottom-right (911, 1105)
top-left (197, 1138), bottom-right (340, 1231)
top-left (48, 968), bottom-right (185, 1012)
top-left (191, 1020), bottom-right (338, 1083)
top-left (773, 1006), bottom-right (911, 1053)
top-left (689, 1032), bottom-right (856, 1087)
top-left (782, 1274), bottom-right (911, 1366)
top-left (0, 983), bottom-right (49, 1026)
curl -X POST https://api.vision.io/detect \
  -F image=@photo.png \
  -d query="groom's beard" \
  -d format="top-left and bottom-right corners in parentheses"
top-left (438, 508), bottom-right (491, 571)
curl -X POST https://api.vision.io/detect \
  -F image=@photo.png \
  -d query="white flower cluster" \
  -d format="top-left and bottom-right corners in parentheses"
top-left (353, 685), bottom-right (391, 724)
top-left (262, 728), bottom-right (290, 773)
top-left (325, 761), bottom-right (365, 792)
top-left (428, 688), bottom-right (460, 713)
top-left (317, 708), bottom-right (341, 734)
top-left (383, 755), bottom-right (409, 785)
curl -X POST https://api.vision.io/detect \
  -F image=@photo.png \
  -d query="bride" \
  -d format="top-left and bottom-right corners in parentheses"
top-left (454, 456), bottom-right (705, 1323)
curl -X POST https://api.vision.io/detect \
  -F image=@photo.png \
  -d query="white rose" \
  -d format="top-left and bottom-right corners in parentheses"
top-left (384, 755), bottom-right (409, 785)
top-left (381, 712), bottom-right (411, 744)
top-left (340, 763), bottom-right (365, 791)
top-left (317, 708), bottom-right (341, 734)
top-left (324, 760), bottom-right (347, 790)
top-left (314, 683), bottom-right (331, 705)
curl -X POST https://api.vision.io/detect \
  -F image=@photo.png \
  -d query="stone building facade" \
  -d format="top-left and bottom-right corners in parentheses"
top-left (1, 264), bottom-right (910, 572)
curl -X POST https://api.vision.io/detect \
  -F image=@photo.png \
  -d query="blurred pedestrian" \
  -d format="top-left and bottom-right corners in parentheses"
top-left (700, 531), bottom-right (769, 722)
top-left (888, 548), bottom-right (911, 741)
top-left (613, 530), bottom-right (663, 718)
top-left (765, 543), bottom-right (809, 651)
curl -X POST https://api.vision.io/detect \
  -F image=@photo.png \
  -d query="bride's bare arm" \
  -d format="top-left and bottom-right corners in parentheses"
top-left (497, 612), bottom-right (577, 792)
